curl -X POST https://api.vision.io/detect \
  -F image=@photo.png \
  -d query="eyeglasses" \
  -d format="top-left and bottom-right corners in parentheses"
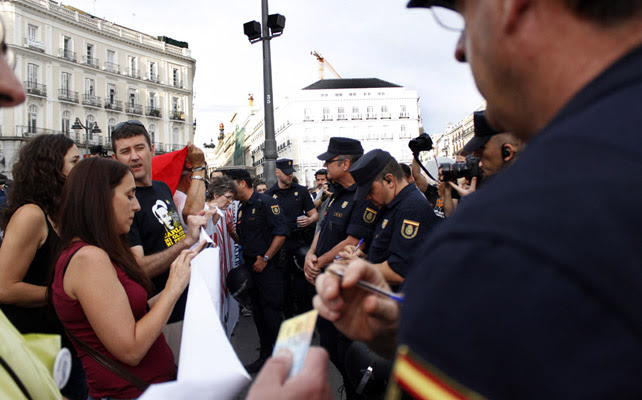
top-left (0, 17), bottom-right (15, 70)
top-left (112, 120), bottom-right (145, 134)
top-left (223, 194), bottom-right (234, 201)
top-left (431, 7), bottom-right (464, 32)
top-left (324, 158), bottom-right (345, 166)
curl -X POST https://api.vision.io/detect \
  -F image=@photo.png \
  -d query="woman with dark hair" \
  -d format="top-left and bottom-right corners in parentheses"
top-left (0, 134), bottom-right (85, 396)
top-left (52, 157), bottom-right (204, 400)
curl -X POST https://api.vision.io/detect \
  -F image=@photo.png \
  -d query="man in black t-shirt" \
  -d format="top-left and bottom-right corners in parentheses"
top-left (112, 122), bottom-right (207, 327)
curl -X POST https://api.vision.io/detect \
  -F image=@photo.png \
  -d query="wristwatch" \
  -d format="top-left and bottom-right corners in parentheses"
top-left (263, 255), bottom-right (269, 262)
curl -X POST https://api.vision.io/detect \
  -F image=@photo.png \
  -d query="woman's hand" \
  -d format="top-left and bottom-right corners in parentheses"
top-left (166, 240), bottom-right (207, 297)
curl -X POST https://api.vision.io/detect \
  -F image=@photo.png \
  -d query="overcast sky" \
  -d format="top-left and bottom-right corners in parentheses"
top-left (67, 0), bottom-right (483, 144)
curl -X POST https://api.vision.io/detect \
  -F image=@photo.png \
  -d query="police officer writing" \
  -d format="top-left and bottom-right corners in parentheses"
top-left (226, 169), bottom-right (289, 373)
top-left (266, 159), bottom-right (318, 317)
top-left (340, 150), bottom-right (439, 287)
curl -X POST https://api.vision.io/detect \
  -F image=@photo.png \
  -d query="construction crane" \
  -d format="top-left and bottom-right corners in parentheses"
top-left (310, 51), bottom-right (342, 80)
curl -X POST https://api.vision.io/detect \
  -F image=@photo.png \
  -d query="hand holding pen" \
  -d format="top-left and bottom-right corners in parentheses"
top-left (335, 238), bottom-right (366, 263)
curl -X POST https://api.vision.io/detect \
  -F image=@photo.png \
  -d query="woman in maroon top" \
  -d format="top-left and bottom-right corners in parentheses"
top-left (52, 157), bottom-right (204, 399)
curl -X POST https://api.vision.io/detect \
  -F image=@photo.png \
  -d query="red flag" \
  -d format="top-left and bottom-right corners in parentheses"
top-left (152, 146), bottom-right (188, 194)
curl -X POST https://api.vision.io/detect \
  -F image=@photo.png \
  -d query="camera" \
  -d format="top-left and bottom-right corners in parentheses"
top-left (440, 155), bottom-right (482, 182)
top-left (408, 133), bottom-right (433, 154)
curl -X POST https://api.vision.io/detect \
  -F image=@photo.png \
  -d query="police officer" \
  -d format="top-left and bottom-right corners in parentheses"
top-left (227, 168), bottom-right (289, 373)
top-left (304, 137), bottom-right (377, 399)
top-left (266, 159), bottom-right (318, 317)
top-left (346, 149), bottom-right (439, 288)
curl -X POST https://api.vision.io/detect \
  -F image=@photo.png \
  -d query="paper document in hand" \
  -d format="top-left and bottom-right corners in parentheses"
top-left (139, 247), bottom-right (250, 400)
top-left (273, 310), bottom-right (318, 378)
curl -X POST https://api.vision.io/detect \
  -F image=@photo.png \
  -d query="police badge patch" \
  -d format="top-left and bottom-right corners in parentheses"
top-left (273, 194), bottom-right (278, 199)
top-left (401, 219), bottom-right (419, 239)
top-left (382, 219), bottom-right (389, 229)
top-left (271, 205), bottom-right (281, 215)
top-left (363, 207), bottom-right (377, 223)
top-left (342, 201), bottom-right (349, 209)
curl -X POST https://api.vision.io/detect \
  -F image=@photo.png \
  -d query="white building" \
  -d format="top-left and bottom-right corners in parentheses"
top-left (214, 78), bottom-right (422, 187)
top-left (0, 0), bottom-right (196, 175)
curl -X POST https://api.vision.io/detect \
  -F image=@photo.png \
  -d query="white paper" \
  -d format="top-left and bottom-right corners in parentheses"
top-left (139, 247), bottom-right (250, 400)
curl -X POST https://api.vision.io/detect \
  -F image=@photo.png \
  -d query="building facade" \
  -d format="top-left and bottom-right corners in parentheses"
top-left (0, 0), bottom-right (195, 175)
top-left (214, 78), bottom-right (422, 188)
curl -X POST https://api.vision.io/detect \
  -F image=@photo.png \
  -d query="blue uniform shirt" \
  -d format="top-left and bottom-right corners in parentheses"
top-left (265, 182), bottom-right (315, 232)
top-left (397, 46), bottom-right (642, 399)
top-left (237, 191), bottom-right (289, 258)
top-left (315, 183), bottom-right (376, 257)
top-left (367, 184), bottom-right (439, 278)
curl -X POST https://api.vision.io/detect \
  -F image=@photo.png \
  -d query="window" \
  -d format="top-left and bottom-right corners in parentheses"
top-left (63, 36), bottom-right (72, 52)
top-left (86, 115), bottom-right (96, 140)
top-left (367, 126), bottom-right (378, 140)
top-left (85, 78), bottom-right (95, 96)
top-left (62, 111), bottom-right (71, 136)
top-left (86, 44), bottom-right (94, 60)
top-left (128, 89), bottom-right (137, 106)
top-left (128, 56), bottom-right (138, 77)
top-left (61, 72), bottom-right (71, 91)
top-left (337, 107), bottom-right (345, 120)
top-left (106, 50), bottom-right (117, 72)
top-left (107, 84), bottom-right (116, 104)
top-left (148, 62), bottom-right (158, 81)
top-left (381, 126), bottom-right (393, 140)
top-left (304, 108), bottom-right (312, 121)
top-left (172, 97), bottom-right (181, 111)
top-left (149, 92), bottom-right (156, 108)
top-left (172, 68), bottom-right (180, 87)
top-left (28, 105), bottom-right (38, 134)
top-left (107, 118), bottom-right (116, 140)
top-left (400, 125), bottom-right (411, 139)
top-left (27, 64), bottom-right (38, 84)
top-left (28, 25), bottom-right (38, 40)
top-left (149, 124), bottom-right (156, 144)
top-left (381, 105), bottom-right (388, 113)
top-left (322, 107), bottom-right (331, 121)
top-left (172, 128), bottom-right (179, 145)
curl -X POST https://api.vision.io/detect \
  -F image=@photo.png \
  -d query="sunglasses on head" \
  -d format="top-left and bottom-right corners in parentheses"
top-left (112, 120), bottom-right (145, 133)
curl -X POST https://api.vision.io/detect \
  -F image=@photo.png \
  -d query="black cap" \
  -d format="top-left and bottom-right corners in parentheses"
top-left (317, 137), bottom-right (364, 161)
top-left (349, 149), bottom-right (393, 201)
top-left (276, 158), bottom-right (296, 174)
top-left (463, 111), bottom-right (502, 152)
top-left (407, 0), bottom-right (455, 9)
top-left (225, 168), bottom-right (251, 181)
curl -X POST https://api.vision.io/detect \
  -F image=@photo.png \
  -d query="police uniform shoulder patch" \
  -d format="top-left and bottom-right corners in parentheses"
top-left (238, 210), bottom-right (243, 219)
top-left (271, 205), bottom-right (281, 215)
top-left (387, 345), bottom-right (488, 400)
top-left (401, 219), bottom-right (419, 239)
top-left (363, 207), bottom-right (377, 223)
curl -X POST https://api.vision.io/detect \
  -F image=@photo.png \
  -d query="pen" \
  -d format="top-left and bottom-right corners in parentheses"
top-left (354, 238), bottom-right (364, 254)
top-left (326, 268), bottom-right (405, 304)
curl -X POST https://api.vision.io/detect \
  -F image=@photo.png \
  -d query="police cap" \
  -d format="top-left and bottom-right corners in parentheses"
top-left (317, 137), bottom-right (364, 161)
top-left (225, 168), bottom-right (251, 181)
top-left (276, 158), bottom-right (296, 174)
top-left (463, 111), bottom-right (502, 152)
top-left (349, 149), bottom-right (393, 201)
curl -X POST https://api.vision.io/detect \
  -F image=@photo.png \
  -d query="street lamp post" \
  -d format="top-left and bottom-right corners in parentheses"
top-left (71, 117), bottom-right (102, 156)
top-left (243, 1), bottom-right (285, 187)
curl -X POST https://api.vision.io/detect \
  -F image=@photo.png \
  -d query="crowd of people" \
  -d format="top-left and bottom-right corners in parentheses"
top-left (0, 0), bottom-right (641, 399)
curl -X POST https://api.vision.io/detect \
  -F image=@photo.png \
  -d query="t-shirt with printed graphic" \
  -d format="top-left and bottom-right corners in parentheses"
top-left (128, 180), bottom-right (187, 322)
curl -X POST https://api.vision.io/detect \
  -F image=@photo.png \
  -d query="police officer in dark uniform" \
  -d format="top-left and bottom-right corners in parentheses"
top-left (347, 149), bottom-right (439, 289)
top-left (266, 159), bottom-right (318, 317)
top-left (304, 137), bottom-right (377, 399)
top-left (227, 168), bottom-right (289, 373)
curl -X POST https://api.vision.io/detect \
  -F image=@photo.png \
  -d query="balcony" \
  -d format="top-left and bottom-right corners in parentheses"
top-left (58, 89), bottom-right (79, 103)
top-left (127, 68), bottom-right (141, 79)
top-left (366, 113), bottom-right (378, 120)
top-left (381, 112), bottom-right (391, 119)
top-left (16, 125), bottom-right (58, 137)
top-left (351, 113), bottom-right (362, 120)
top-left (24, 81), bottom-right (46, 97)
top-left (104, 99), bottom-right (123, 112)
top-left (104, 62), bottom-right (120, 74)
top-left (303, 115), bottom-right (314, 122)
top-left (59, 48), bottom-right (76, 62)
top-left (125, 103), bottom-right (143, 115)
top-left (337, 113), bottom-right (347, 120)
top-left (172, 80), bottom-right (183, 89)
top-left (147, 73), bottom-right (159, 83)
top-left (154, 142), bottom-right (166, 153)
top-left (24, 37), bottom-right (45, 52)
top-left (146, 106), bottom-right (162, 118)
top-left (399, 112), bottom-right (410, 119)
top-left (170, 110), bottom-right (185, 121)
top-left (322, 114), bottom-right (333, 121)
top-left (83, 55), bottom-right (100, 69)
top-left (82, 94), bottom-right (101, 108)
top-left (171, 144), bottom-right (185, 151)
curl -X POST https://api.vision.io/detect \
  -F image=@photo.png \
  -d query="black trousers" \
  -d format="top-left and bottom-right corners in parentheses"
top-left (279, 245), bottom-right (314, 318)
top-left (245, 256), bottom-right (285, 356)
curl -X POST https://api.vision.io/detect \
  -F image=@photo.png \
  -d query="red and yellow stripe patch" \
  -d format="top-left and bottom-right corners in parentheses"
top-left (386, 346), bottom-right (486, 400)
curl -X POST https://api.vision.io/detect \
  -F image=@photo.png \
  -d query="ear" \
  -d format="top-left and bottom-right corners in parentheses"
top-left (500, 0), bottom-right (533, 34)
top-left (503, 143), bottom-right (516, 162)
top-left (150, 143), bottom-right (155, 156)
top-left (383, 174), bottom-right (393, 185)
